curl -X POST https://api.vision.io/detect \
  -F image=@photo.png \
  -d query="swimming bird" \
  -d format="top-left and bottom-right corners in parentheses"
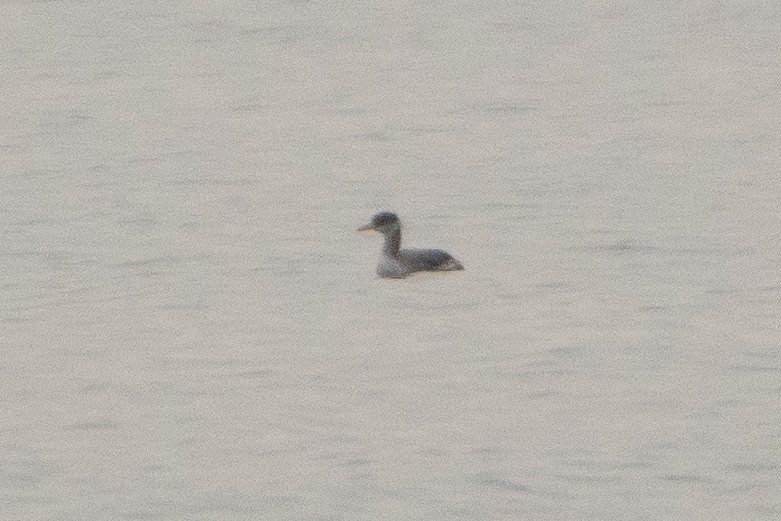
top-left (358, 211), bottom-right (464, 278)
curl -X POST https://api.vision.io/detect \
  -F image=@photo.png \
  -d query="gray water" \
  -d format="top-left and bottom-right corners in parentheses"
top-left (2, 1), bottom-right (780, 520)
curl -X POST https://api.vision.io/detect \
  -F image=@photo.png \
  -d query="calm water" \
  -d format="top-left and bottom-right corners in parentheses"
top-left (2, 1), bottom-right (780, 519)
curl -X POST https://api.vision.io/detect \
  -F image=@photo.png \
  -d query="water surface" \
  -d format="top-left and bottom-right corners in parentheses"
top-left (2, 1), bottom-right (780, 519)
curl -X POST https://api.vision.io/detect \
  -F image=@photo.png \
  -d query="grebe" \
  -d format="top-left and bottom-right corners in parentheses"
top-left (358, 211), bottom-right (464, 278)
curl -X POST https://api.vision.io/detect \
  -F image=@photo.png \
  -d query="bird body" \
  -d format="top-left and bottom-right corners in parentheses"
top-left (359, 212), bottom-right (464, 278)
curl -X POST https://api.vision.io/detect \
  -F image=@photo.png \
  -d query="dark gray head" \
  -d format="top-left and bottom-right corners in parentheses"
top-left (358, 211), bottom-right (401, 234)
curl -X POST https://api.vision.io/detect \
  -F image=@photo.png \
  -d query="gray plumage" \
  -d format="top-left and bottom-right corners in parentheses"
top-left (359, 212), bottom-right (464, 278)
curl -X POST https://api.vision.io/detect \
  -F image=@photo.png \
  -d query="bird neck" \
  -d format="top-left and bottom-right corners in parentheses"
top-left (382, 227), bottom-right (401, 257)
